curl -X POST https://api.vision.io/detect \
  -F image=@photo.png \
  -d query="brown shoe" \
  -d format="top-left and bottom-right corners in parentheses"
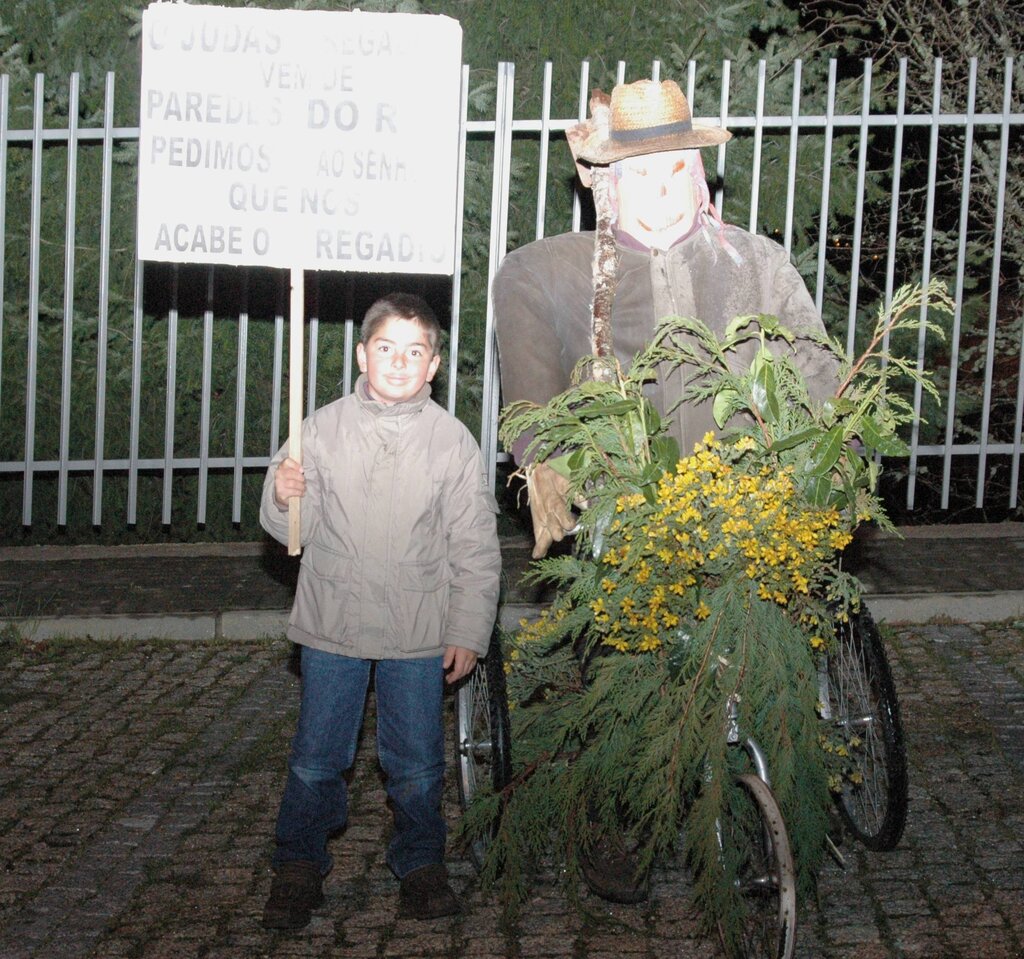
top-left (578, 833), bottom-right (650, 904)
top-left (262, 860), bottom-right (324, 931)
top-left (398, 863), bottom-right (460, 919)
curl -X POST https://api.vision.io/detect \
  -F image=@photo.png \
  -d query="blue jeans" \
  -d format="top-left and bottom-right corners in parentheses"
top-left (272, 646), bottom-right (446, 879)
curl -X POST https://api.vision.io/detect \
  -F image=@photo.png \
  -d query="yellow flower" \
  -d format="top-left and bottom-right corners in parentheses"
top-left (638, 634), bottom-right (661, 652)
top-left (602, 636), bottom-right (630, 652)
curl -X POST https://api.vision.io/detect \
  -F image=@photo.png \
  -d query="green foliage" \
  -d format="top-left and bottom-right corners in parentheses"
top-left (477, 284), bottom-right (949, 934)
top-left (475, 582), bottom-right (830, 942)
top-left (652, 279), bottom-right (952, 521)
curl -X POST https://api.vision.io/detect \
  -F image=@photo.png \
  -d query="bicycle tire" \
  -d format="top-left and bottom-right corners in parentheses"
top-left (454, 625), bottom-right (513, 871)
top-left (716, 773), bottom-right (798, 959)
top-left (825, 607), bottom-right (908, 850)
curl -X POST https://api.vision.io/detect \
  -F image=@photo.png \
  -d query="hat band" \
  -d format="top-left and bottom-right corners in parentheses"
top-left (609, 118), bottom-right (693, 143)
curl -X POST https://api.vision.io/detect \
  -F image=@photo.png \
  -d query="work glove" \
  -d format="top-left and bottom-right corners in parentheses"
top-left (525, 461), bottom-right (576, 559)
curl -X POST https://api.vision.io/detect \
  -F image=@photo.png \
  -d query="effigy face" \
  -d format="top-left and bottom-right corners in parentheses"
top-left (613, 148), bottom-right (701, 249)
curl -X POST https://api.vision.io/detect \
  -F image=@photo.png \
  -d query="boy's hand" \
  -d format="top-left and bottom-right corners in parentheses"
top-left (273, 457), bottom-right (306, 509)
top-left (443, 646), bottom-right (478, 684)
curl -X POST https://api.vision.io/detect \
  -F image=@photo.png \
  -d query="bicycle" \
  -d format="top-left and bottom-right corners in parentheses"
top-left (819, 605), bottom-right (909, 850)
top-left (453, 622), bottom-right (513, 870)
top-left (714, 691), bottom-right (798, 959)
top-left (454, 618), bottom-right (798, 959)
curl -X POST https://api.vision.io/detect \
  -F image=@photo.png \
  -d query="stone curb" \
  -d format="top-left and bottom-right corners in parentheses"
top-left (4, 588), bottom-right (1024, 643)
top-left (1, 522), bottom-right (1019, 565)
top-left (865, 590), bottom-right (1024, 625)
top-left (0, 611), bottom-right (288, 643)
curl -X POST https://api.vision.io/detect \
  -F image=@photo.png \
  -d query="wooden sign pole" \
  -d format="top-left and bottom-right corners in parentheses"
top-left (288, 266), bottom-right (304, 556)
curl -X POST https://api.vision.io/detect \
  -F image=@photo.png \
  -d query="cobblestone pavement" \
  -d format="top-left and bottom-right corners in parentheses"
top-left (1, 622), bottom-right (1021, 959)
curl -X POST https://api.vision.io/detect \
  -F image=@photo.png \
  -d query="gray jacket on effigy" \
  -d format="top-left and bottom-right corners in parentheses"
top-left (493, 227), bottom-right (840, 460)
top-left (260, 375), bottom-right (501, 660)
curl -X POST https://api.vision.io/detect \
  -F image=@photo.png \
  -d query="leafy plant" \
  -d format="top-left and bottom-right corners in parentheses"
top-left (473, 282), bottom-right (952, 945)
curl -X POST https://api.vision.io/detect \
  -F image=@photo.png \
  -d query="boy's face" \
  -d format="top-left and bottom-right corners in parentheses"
top-left (357, 315), bottom-right (440, 405)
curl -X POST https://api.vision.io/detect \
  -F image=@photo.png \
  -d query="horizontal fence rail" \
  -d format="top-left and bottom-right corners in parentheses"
top-left (0, 57), bottom-right (1022, 536)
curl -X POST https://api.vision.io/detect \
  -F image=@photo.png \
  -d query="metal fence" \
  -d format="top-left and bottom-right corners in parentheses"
top-left (1, 56), bottom-right (1022, 535)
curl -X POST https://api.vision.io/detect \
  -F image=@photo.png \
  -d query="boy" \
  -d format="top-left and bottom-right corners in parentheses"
top-left (259, 293), bottom-right (501, 930)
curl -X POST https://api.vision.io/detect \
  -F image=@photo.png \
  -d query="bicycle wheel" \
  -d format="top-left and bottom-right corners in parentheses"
top-left (454, 626), bottom-right (513, 870)
top-left (824, 607), bottom-right (908, 850)
top-left (716, 773), bottom-right (798, 959)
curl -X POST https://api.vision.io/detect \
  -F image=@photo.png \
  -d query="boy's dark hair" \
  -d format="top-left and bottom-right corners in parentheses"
top-left (361, 293), bottom-right (441, 355)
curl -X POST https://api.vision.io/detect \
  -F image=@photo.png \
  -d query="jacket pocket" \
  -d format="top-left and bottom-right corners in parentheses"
top-left (396, 556), bottom-right (451, 652)
top-left (293, 543), bottom-right (356, 646)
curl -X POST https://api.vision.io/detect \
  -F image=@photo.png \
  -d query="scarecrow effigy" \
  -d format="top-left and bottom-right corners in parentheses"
top-left (493, 79), bottom-right (839, 559)
top-left (485, 77), bottom-right (947, 951)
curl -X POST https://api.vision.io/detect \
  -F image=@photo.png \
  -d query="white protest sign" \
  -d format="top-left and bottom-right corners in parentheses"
top-left (138, 4), bottom-right (462, 274)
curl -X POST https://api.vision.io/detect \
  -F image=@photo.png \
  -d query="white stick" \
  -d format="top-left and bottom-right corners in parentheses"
top-left (288, 267), bottom-right (304, 556)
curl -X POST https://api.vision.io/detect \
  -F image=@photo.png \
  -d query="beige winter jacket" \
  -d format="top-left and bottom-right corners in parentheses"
top-left (494, 227), bottom-right (840, 460)
top-left (260, 376), bottom-right (501, 659)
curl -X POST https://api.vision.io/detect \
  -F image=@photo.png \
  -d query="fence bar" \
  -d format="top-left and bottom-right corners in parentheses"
top-left (13, 108), bottom-right (1024, 143)
top-left (91, 73), bottom-right (116, 526)
top-left (974, 57), bottom-right (1015, 507)
top-left (813, 60), bottom-right (837, 318)
top-left (881, 60), bottom-right (908, 349)
top-left (127, 257), bottom-right (144, 526)
top-left (941, 59), bottom-right (979, 509)
top-left (231, 271), bottom-right (249, 525)
top-left (19, 110), bottom-right (1024, 138)
top-left (906, 59), bottom-right (944, 509)
top-left (0, 75), bottom-right (7, 415)
top-left (23, 74), bottom-right (45, 526)
top-left (571, 61), bottom-right (589, 234)
top-left (161, 267), bottom-right (179, 525)
top-left (342, 279), bottom-right (355, 398)
top-left (845, 59), bottom-right (873, 358)
top-left (782, 60), bottom-right (802, 256)
top-left (270, 276), bottom-right (285, 456)
top-left (197, 267), bottom-right (214, 525)
top-left (1011, 308), bottom-right (1024, 509)
top-left (714, 60), bottom-right (730, 213)
top-left (5, 125), bottom-right (139, 143)
top-left (58, 73), bottom-right (81, 526)
top-left (4, 436), bottom-right (1020, 481)
top-left (534, 62), bottom-right (553, 241)
top-left (481, 61), bottom-right (515, 484)
top-left (446, 64), bottom-right (471, 414)
top-left (306, 277), bottom-right (320, 413)
top-left (463, 109), bottom-right (1024, 137)
top-left (748, 60), bottom-right (766, 233)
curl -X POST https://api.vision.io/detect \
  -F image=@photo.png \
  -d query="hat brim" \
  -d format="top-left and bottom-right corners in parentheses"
top-left (575, 124), bottom-right (731, 165)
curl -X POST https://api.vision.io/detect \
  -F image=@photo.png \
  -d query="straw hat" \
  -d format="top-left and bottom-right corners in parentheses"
top-left (569, 79), bottom-right (730, 166)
